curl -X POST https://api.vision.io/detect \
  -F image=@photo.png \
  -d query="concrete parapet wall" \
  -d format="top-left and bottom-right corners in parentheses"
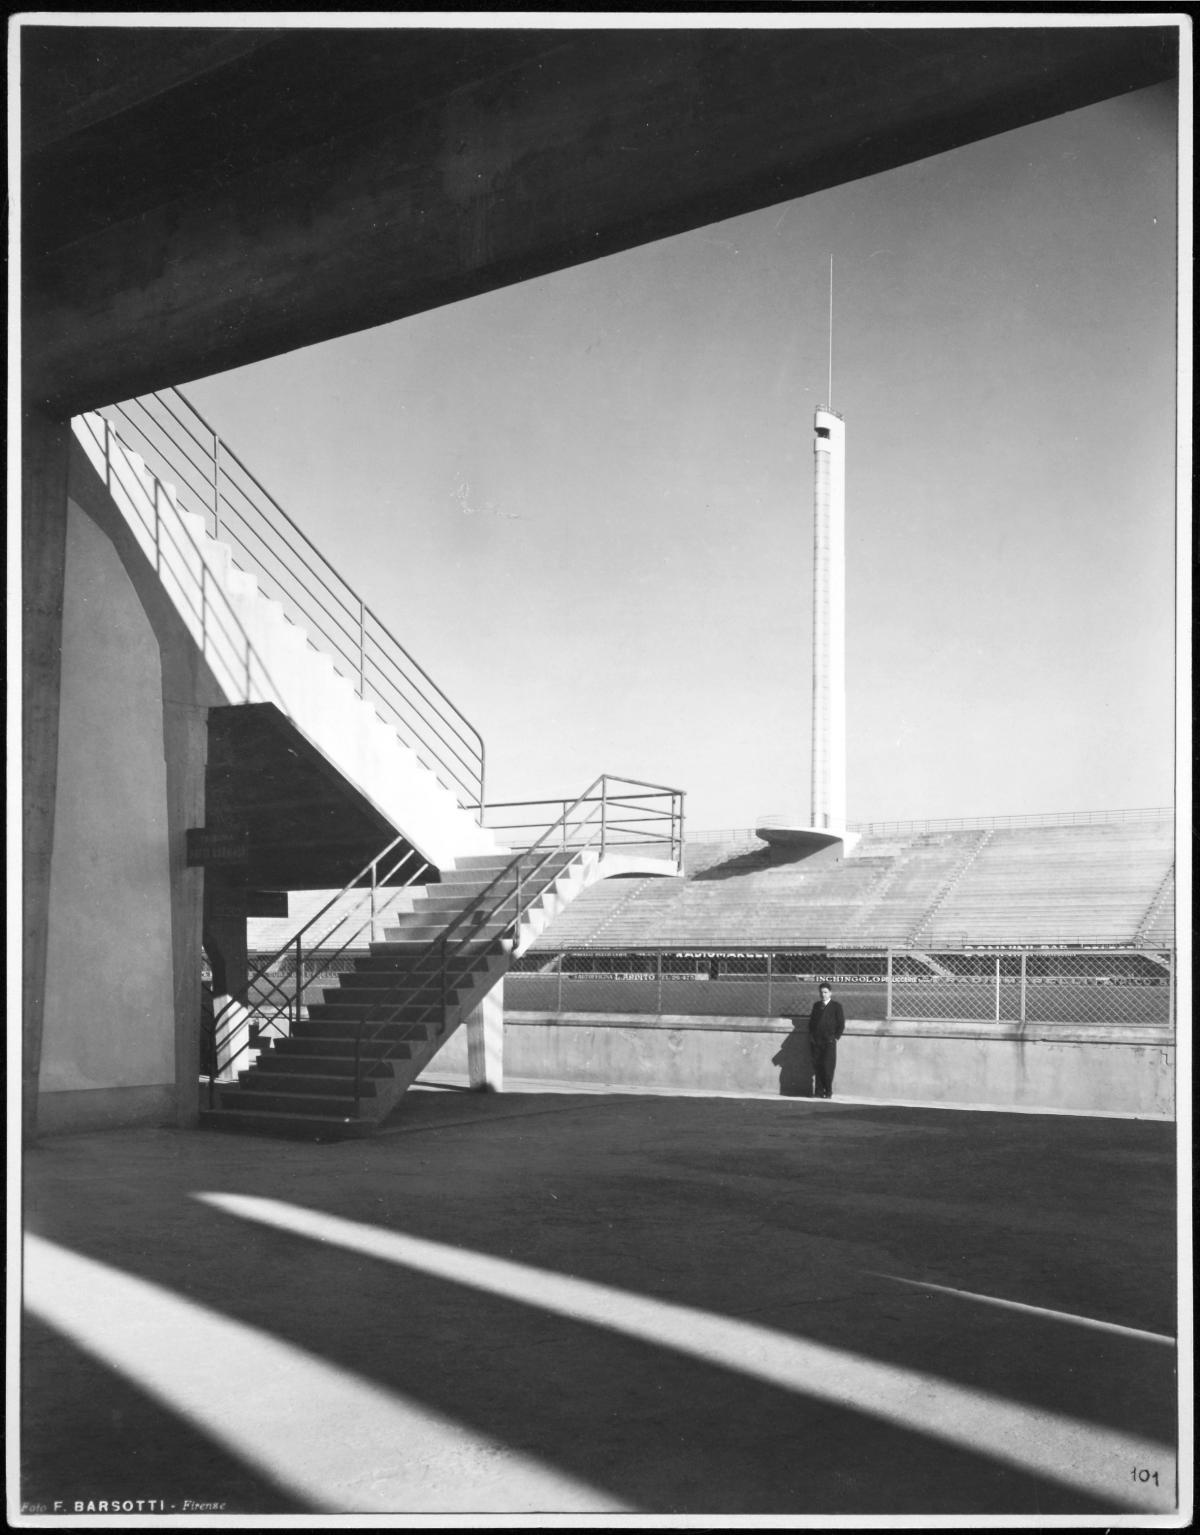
top-left (471, 1011), bottom-right (1174, 1118)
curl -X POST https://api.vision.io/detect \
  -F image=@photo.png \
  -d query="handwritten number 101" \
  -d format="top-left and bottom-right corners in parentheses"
top-left (1132, 1468), bottom-right (1160, 1485)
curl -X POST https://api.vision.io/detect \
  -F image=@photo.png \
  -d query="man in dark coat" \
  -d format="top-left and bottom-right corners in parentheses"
top-left (808, 980), bottom-right (846, 1099)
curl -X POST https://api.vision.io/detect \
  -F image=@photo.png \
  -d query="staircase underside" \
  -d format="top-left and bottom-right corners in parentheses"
top-left (205, 702), bottom-right (431, 890)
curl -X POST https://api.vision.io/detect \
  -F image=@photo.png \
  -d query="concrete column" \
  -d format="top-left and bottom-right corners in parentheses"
top-left (165, 695), bottom-right (208, 1125)
top-left (203, 874), bottom-right (250, 1001)
top-left (466, 980), bottom-right (504, 1092)
top-left (22, 407), bottom-right (71, 1143)
top-left (63, 432), bottom-right (216, 1128)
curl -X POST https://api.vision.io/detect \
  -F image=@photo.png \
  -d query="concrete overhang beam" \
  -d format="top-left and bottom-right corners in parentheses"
top-left (22, 25), bottom-right (1177, 414)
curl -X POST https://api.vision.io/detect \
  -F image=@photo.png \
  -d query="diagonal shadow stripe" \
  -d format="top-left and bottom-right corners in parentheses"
top-left (197, 1191), bottom-right (1175, 1513)
top-left (23, 1234), bottom-right (625, 1515)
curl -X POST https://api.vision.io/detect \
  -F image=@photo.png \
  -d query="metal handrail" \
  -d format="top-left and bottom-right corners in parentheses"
top-left (86, 415), bottom-right (254, 671)
top-left (211, 840), bottom-right (425, 1045)
top-left (98, 388), bottom-right (487, 815)
top-left (345, 775), bottom-right (685, 1104)
top-left (205, 836), bottom-right (432, 1102)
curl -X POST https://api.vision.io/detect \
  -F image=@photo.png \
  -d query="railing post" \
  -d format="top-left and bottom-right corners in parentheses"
top-left (514, 857), bottom-right (523, 935)
top-left (655, 949), bottom-right (662, 1013)
top-left (153, 477), bottom-right (161, 575)
top-left (212, 431), bottom-right (222, 541)
top-left (886, 948), bottom-right (893, 1020)
top-left (294, 936), bottom-right (302, 1029)
top-left (600, 778), bottom-right (607, 859)
top-left (766, 950), bottom-right (773, 1016)
top-left (557, 953), bottom-right (564, 1014)
top-left (562, 802), bottom-right (568, 851)
top-left (370, 857), bottom-right (378, 945)
top-left (358, 599), bottom-right (366, 698)
top-left (1168, 947), bottom-right (1175, 1028)
top-left (1019, 951), bottom-right (1027, 1023)
top-left (994, 955), bottom-right (1002, 1023)
top-left (353, 1021), bottom-right (362, 1117)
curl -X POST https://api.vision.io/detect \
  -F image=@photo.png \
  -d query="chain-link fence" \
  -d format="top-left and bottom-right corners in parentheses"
top-left (506, 947), bottom-right (1174, 1027)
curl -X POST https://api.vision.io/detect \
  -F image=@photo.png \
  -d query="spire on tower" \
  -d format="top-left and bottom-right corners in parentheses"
top-left (827, 254), bottom-right (834, 411)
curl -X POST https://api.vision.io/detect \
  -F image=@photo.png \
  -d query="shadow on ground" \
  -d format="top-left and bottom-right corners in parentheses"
top-left (21, 1093), bottom-right (1177, 1516)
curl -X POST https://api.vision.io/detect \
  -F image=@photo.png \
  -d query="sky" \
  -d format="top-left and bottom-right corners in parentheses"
top-left (182, 77), bottom-right (1179, 834)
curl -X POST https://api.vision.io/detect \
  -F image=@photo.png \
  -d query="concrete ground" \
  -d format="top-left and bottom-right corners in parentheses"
top-left (19, 1086), bottom-right (1181, 1521)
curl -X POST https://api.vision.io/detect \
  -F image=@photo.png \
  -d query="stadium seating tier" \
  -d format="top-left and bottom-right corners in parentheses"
top-left (528, 817), bottom-right (1175, 951)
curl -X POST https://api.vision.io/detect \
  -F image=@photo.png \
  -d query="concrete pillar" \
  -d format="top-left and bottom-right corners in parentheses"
top-left (164, 695), bottom-right (208, 1125)
top-left (203, 873), bottom-right (250, 1001)
top-left (63, 432), bottom-right (214, 1128)
top-left (22, 407), bottom-right (71, 1143)
top-left (466, 980), bottom-right (504, 1092)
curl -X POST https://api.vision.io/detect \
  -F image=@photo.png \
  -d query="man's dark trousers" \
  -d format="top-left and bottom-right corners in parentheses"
top-left (811, 1037), bottom-right (837, 1099)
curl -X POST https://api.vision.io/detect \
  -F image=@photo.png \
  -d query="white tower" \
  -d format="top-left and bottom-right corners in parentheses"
top-left (811, 405), bottom-right (846, 830)
top-left (756, 268), bottom-right (857, 858)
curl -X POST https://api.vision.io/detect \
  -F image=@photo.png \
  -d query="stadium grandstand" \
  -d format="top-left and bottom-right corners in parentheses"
top-left (246, 807), bottom-right (1175, 1037)
top-left (518, 808), bottom-right (1175, 952)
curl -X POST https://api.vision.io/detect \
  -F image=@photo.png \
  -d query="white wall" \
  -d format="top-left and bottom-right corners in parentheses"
top-left (40, 501), bottom-right (177, 1099)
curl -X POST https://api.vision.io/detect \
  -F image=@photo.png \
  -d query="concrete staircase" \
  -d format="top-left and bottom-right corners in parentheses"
top-left (201, 845), bottom-right (675, 1137)
top-left (1134, 864), bottom-right (1175, 947)
top-left (74, 412), bottom-right (495, 869)
top-left (907, 829), bottom-right (993, 945)
top-left (78, 406), bottom-right (684, 1138)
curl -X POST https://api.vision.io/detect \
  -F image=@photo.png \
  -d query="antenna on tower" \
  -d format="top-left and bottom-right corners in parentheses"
top-left (827, 255), bottom-right (834, 409)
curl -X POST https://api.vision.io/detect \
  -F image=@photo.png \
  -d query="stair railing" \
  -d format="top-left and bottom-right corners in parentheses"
top-left (205, 835), bottom-right (432, 1105)
top-left (97, 388), bottom-right (486, 816)
top-left (346, 775), bottom-right (685, 1107)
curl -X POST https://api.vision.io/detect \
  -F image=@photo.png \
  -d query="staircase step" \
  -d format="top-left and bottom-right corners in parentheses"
top-left (437, 856), bottom-right (576, 887)
top-left (340, 961), bottom-right (488, 988)
top-left (450, 854), bottom-right (522, 871)
top-left (215, 1087), bottom-right (378, 1116)
top-left (238, 1070), bottom-right (385, 1096)
top-left (361, 932), bottom-right (507, 955)
top-left (301, 1009), bottom-right (432, 1032)
top-left (250, 1048), bottom-right (394, 1076)
top-left (316, 981), bottom-right (434, 1001)
top-left (380, 923), bottom-right (512, 945)
top-left (271, 1035), bottom-right (414, 1060)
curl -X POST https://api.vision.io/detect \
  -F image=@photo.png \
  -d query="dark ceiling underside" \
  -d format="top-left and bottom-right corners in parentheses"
top-left (23, 25), bottom-right (1177, 414)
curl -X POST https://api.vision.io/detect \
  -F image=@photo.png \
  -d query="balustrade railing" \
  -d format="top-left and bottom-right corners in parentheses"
top-left (483, 777), bottom-right (685, 857)
top-left (97, 387), bottom-right (486, 815)
top-left (334, 775), bottom-right (683, 1109)
top-left (211, 775), bottom-right (683, 1113)
top-left (204, 836), bottom-right (433, 1101)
